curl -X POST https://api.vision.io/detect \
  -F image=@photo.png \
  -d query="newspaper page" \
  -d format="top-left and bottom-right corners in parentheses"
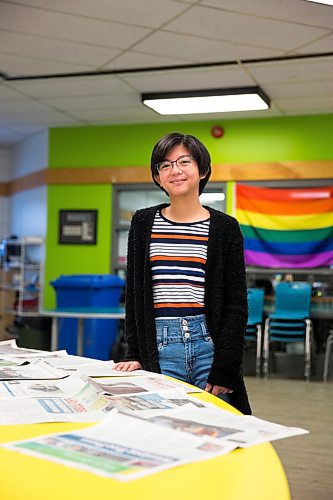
top-left (0, 360), bottom-right (69, 380)
top-left (45, 357), bottom-right (124, 377)
top-left (3, 410), bottom-right (236, 481)
top-left (134, 403), bottom-right (308, 448)
top-left (0, 339), bottom-right (65, 358)
top-left (93, 375), bottom-right (201, 395)
top-left (102, 389), bottom-right (206, 416)
top-left (0, 356), bottom-right (26, 367)
top-left (0, 374), bottom-right (95, 399)
top-left (0, 376), bottom-right (114, 424)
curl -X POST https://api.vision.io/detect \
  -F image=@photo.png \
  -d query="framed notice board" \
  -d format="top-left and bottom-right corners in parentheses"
top-left (59, 210), bottom-right (98, 245)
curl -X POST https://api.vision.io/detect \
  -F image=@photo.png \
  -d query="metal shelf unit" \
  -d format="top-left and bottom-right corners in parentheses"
top-left (0, 237), bottom-right (44, 321)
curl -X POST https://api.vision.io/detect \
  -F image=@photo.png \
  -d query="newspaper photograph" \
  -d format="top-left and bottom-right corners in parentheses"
top-left (104, 389), bottom-right (206, 415)
top-left (93, 375), bottom-right (200, 396)
top-left (3, 410), bottom-right (236, 481)
top-left (136, 403), bottom-right (308, 448)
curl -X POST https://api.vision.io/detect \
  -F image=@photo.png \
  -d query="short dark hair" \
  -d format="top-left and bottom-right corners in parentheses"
top-left (150, 132), bottom-right (211, 196)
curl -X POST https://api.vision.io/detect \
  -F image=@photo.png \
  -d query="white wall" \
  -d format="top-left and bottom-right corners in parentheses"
top-left (0, 148), bottom-right (10, 240)
top-left (10, 186), bottom-right (47, 237)
top-left (10, 130), bottom-right (48, 179)
top-left (8, 130), bottom-right (49, 238)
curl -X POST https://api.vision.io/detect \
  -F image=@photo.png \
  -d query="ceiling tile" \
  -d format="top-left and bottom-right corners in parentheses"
top-left (0, 110), bottom-right (83, 126)
top-left (276, 96), bottom-right (333, 114)
top-left (295, 33), bottom-right (333, 54)
top-left (0, 31), bottom-right (120, 67)
top-left (4, 124), bottom-right (47, 136)
top-left (0, 84), bottom-right (27, 101)
top-left (67, 106), bottom-right (147, 121)
top-left (0, 3), bottom-right (151, 50)
top-left (103, 51), bottom-right (191, 70)
top-left (131, 31), bottom-right (283, 62)
top-left (3, 0), bottom-right (191, 28)
top-left (122, 66), bottom-right (255, 92)
top-left (0, 99), bottom-right (54, 114)
top-left (264, 80), bottom-right (333, 99)
top-left (244, 57), bottom-right (333, 84)
top-left (164, 6), bottom-right (330, 51)
top-left (201, 0), bottom-right (333, 29)
top-left (6, 76), bottom-right (134, 98)
top-left (0, 52), bottom-right (92, 77)
top-left (42, 93), bottom-right (140, 111)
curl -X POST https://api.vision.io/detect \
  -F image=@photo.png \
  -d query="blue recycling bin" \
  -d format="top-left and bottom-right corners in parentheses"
top-left (51, 274), bottom-right (125, 360)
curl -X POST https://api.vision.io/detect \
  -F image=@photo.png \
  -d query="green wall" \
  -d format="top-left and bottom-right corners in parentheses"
top-left (46, 114), bottom-right (333, 307)
top-left (45, 184), bottom-right (112, 307)
top-left (49, 114), bottom-right (333, 168)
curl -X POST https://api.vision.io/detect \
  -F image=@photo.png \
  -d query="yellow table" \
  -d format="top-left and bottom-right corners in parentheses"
top-left (0, 390), bottom-right (290, 500)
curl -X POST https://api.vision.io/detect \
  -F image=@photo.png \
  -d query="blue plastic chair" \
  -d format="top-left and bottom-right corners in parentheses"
top-left (246, 288), bottom-right (265, 376)
top-left (263, 282), bottom-right (312, 380)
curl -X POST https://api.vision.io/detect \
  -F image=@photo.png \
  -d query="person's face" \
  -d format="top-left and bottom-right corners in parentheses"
top-left (154, 144), bottom-right (204, 198)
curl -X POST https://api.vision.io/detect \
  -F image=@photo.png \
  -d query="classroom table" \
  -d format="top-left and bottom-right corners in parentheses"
top-left (265, 300), bottom-right (333, 319)
top-left (40, 307), bottom-right (125, 355)
top-left (0, 386), bottom-right (291, 500)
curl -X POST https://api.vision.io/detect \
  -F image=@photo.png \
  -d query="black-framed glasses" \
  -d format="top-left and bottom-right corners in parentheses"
top-left (155, 155), bottom-right (196, 174)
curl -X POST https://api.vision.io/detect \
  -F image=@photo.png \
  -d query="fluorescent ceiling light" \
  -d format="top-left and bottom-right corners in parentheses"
top-left (305, 1), bottom-right (333, 5)
top-left (142, 87), bottom-right (270, 115)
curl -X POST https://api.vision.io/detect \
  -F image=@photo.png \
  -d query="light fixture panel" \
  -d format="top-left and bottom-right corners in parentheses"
top-left (305, 1), bottom-right (333, 5)
top-left (142, 87), bottom-right (270, 115)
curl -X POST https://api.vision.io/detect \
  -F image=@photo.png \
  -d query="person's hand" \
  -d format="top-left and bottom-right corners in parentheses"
top-left (204, 383), bottom-right (233, 396)
top-left (114, 361), bottom-right (143, 372)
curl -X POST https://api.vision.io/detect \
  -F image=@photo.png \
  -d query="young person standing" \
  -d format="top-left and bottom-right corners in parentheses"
top-left (115, 132), bottom-right (251, 415)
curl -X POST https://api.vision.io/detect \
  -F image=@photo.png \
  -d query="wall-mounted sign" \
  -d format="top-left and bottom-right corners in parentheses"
top-left (59, 210), bottom-right (97, 245)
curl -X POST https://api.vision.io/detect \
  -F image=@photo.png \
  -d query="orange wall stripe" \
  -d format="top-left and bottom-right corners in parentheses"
top-left (1, 160), bottom-right (332, 196)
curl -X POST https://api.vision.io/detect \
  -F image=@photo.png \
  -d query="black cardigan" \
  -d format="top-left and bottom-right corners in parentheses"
top-left (124, 203), bottom-right (251, 415)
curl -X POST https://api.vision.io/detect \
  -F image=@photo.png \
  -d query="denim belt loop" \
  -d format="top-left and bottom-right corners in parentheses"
top-left (162, 325), bottom-right (168, 346)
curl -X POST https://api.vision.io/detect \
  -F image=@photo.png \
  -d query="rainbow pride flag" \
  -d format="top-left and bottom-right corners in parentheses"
top-left (235, 184), bottom-right (333, 268)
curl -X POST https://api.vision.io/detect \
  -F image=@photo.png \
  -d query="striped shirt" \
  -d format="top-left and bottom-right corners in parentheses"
top-left (149, 209), bottom-right (210, 318)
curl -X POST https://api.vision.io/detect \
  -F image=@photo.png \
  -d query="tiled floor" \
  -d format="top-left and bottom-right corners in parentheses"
top-left (245, 376), bottom-right (333, 500)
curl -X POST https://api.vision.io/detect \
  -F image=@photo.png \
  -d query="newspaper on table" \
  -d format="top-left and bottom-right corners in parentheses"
top-left (93, 374), bottom-right (201, 395)
top-left (0, 339), bottom-right (66, 359)
top-left (0, 360), bottom-right (69, 381)
top-left (0, 373), bottom-right (97, 399)
top-left (44, 356), bottom-right (119, 376)
top-left (0, 341), bottom-right (309, 479)
top-left (0, 374), bottom-right (117, 424)
top-left (45, 357), bottom-right (120, 377)
top-left (99, 389), bottom-right (206, 415)
top-left (2, 410), bottom-right (236, 481)
top-left (131, 401), bottom-right (308, 448)
top-left (0, 356), bottom-right (27, 367)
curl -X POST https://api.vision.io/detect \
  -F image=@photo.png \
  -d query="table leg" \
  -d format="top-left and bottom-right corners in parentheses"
top-left (77, 318), bottom-right (84, 356)
top-left (51, 317), bottom-right (58, 351)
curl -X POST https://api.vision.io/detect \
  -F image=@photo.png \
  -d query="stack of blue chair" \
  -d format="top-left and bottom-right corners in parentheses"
top-left (245, 288), bottom-right (265, 376)
top-left (262, 282), bottom-right (312, 380)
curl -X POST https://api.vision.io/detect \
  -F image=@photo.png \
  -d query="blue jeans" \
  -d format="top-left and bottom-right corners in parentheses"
top-left (155, 314), bottom-right (230, 403)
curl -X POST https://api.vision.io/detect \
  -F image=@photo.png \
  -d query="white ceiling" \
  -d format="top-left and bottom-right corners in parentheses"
top-left (0, 0), bottom-right (332, 146)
